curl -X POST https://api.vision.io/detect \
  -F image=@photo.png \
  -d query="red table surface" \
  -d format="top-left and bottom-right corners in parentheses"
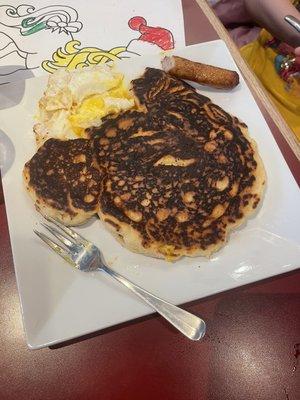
top-left (0, 1), bottom-right (299, 399)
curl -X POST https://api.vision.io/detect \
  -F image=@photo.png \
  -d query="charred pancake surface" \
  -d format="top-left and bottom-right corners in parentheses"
top-left (24, 138), bottom-right (102, 225)
top-left (90, 68), bottom-right (265, 259)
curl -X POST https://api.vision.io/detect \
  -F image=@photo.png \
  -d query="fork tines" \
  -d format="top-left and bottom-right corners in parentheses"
top-left (34, 216), bottom-right (87, 267)
top-left (33, 228), bottom-right (76, 266)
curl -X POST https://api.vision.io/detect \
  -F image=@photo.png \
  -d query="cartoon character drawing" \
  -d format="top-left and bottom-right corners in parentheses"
top-left (42, 16), bottom-right (175, 73)
top-left (0, 4), bottom-right (82, 84)
top-left (126, 16), bottom-right (174, 53)
top-left (0, 4), bottom-right (175, 82)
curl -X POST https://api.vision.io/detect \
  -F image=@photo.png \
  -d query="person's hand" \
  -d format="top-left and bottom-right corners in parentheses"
top-left (277, 43), bottom-right (300, 64)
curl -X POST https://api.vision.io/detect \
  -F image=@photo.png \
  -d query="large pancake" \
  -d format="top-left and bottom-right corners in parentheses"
top-left (24, 68), bottom-right (266, 260)
top-left (90, 68), bottom-right (266, 260)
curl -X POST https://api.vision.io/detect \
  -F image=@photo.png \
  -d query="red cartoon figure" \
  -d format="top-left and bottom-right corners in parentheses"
top-left (126, 16), bottom-right (174, 55)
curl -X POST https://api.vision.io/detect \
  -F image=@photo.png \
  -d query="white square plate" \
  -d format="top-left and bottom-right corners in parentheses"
top-left (1, 40), bottom-right (300, 349)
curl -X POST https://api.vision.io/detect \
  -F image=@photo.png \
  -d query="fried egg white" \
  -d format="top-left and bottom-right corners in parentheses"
top-left (34, 65), bottom-right (135, 146)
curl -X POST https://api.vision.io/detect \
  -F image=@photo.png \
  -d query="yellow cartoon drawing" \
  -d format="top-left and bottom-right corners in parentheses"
top-left (42, 40), bottom-right (127, 72)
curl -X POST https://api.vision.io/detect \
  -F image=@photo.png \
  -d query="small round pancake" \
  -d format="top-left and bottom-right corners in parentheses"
top-left (23, 138), bottom-right (102, 225)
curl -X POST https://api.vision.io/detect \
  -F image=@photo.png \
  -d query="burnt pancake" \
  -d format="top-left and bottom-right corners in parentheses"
top-left (90, 68), bottom-right (266, 259)
top-left (24, 68), bottom-right (265, 259)
top-left (23, 138), bottom-right (101, 225)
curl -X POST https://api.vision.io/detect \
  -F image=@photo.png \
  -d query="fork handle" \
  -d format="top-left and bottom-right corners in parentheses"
top-left (100, 264), bottom-right (206, 341)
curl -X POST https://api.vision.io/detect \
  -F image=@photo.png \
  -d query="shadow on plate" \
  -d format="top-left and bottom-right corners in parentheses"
top-left (0, 129), bottom-right (15, 177)
top-left (0, 66), bottom-right (35, 109)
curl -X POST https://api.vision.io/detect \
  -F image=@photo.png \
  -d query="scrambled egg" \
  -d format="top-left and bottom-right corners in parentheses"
top-left (69, 84), bottom-right (133, 136)
top-left (34, 65), bottom-right (134, 146)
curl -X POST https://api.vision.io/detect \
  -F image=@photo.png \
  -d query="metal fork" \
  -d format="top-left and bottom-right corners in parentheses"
top-left (34, 216), bottom-right (206, 341)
